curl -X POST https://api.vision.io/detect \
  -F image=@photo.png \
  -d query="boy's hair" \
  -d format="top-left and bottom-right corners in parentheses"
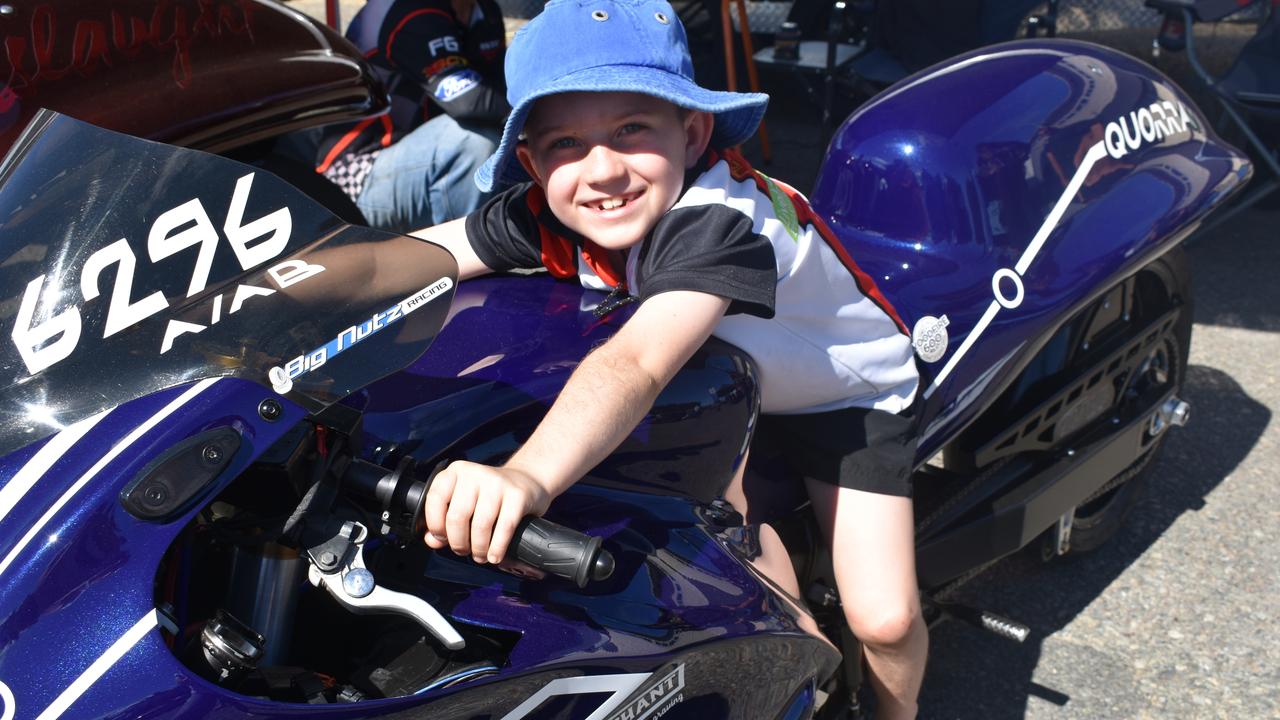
top-left (474, 0), bottom-right (769, 192)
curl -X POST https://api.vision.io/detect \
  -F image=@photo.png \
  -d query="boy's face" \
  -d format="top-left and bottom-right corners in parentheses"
top-left (515, 92), bottom-right (713, 252)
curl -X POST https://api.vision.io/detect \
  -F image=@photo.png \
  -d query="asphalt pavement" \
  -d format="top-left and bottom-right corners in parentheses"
top-left (285, 3), bottom-right (1278, 716)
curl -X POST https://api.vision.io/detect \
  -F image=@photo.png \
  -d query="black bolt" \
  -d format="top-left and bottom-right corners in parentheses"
top-left (258, 398), bottom-right (283, 422)
top-left (142, 485), bottom-right (167, 507)
top-left (202, 444), bottom-right (223, 464)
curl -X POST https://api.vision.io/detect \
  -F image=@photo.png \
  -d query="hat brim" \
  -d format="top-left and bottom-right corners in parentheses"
top-left (475, 65), bottom-right (768, 192)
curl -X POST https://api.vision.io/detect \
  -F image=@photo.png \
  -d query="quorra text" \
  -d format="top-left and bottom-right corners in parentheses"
top-left (1104, 100), bottom-right (1199, 160)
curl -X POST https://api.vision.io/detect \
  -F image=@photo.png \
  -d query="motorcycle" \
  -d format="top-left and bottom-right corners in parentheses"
top-left (0, 1), bottom-right (1253, 717)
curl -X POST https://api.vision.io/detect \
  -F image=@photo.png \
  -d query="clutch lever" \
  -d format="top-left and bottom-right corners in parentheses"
top-left (306, 519), bottom-right (465, 650)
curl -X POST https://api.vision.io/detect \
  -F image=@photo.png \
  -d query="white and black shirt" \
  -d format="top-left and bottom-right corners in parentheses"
top-left (465, 148), bottom-right (919, 414)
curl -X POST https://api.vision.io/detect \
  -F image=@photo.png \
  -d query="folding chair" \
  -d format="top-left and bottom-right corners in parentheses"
top-left (1148, 0), bottom-right (1280, 232)
top-left (722, 0), bottom-right (867, 156)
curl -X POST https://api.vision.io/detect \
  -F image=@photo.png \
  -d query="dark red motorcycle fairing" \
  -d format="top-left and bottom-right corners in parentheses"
top-left (0, 0), bottom-right (386, 155)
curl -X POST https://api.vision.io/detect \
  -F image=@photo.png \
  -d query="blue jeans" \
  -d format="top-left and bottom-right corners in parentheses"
top-left (356, 115), bottom-right (500, 233)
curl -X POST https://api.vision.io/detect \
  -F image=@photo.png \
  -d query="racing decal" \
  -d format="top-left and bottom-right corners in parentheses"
top-left (11, 172), bottom-right (320, 377)
top-left (0, 413), bottom-right (104, 525)
top-left (1103, 100), bottom-right (1199, 159)
top-left (499, 673), bottom-right (652, 720)
top-left (923, 98), bottom-right (1206, 397)
top-left (0, 680), bottom-right (13, 720)
top-left (923, 141), bottom-right (1112, 398)
top-left (0, 379), bottom-right (219, 580)
top-left (269, 278), bottom-right (454, 394)
top-left (911, 315), bottom-right (950, 363)
top-left (607, 664), bottom-right (686, 720)
top-left (34, 609), bottom-right (158, 720)
top-left (434, 69), bottom-right (481, 102)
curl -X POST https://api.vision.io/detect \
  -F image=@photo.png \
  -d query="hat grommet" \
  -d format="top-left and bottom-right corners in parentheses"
top-left (591, 9), bottom-right (608, 20)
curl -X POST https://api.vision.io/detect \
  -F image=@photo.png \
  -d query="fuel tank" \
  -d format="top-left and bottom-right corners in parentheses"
top-left (0, 0), bottom-right (386, 154)
top-left (353, 275), bottom-right (760, 505)
top-left (810, 39), bottom-right (1252, 459)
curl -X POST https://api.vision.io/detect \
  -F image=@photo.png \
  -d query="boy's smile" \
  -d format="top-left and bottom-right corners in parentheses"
top-left (516, 92), bottom-right (713, 253)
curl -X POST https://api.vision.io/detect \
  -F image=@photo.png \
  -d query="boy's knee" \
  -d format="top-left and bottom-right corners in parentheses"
top-left (845, 600), bottom-right (921, 650)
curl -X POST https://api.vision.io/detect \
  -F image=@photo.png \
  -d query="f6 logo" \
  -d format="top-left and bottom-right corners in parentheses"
top-left (428, 35), bottom-right (460, 56)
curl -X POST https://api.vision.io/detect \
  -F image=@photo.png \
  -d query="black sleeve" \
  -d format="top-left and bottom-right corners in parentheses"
top-left (636, 204), bottom-right (776, 318)
top-left (464, 183), bottom-right (544, 271)
top-left (385, 11), bottom-right (510, 123)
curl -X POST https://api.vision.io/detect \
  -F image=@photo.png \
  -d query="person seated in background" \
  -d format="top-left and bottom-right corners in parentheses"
top-left (311, 0), bottom-right (511, 232)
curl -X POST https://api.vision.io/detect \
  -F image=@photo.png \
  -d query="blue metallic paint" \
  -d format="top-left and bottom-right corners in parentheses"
top-left (810, 40), bottom-right (1250, 460)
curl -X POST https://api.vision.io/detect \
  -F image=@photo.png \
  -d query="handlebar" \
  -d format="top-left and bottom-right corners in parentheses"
top-left (343, 458), bottom-right (614, 588)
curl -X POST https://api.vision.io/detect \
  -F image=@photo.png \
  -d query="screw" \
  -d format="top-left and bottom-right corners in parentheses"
top-left (343, 568), bottom-right (375, 598)
top-left (143, 485), bottom-right (167, 507)
top-left (319, 551), bottom-right (338, 567)
top-left (258, 398), bottom-right (282, 422)
top-left (202, 444), bottom-right (223, 464)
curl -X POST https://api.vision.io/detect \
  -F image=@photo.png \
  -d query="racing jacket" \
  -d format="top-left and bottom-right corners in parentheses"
top-left (315, 0), bottom-right (509, 195)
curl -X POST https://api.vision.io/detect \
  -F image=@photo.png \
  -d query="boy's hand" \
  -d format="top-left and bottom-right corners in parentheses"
top-left (423, 461), bottom-right (552, 564)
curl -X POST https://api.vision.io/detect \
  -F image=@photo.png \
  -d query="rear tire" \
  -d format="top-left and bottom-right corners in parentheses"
top-left (1042, 246), bottom-right (1192, 559)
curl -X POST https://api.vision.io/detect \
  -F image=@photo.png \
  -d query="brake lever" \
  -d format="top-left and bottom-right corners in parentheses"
top-left (306, 520), bottom-right (465, 650)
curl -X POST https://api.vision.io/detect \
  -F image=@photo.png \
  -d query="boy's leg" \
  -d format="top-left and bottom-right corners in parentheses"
top-left (723, 451), bottom-right (832, 642)
top-left (806, 480), bottom-right (926, 720)
top-left (770, 403), bottom-right (925, 718)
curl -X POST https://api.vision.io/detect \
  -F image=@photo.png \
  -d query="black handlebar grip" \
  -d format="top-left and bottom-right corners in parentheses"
top-left (344, 458), bottom-right (614, 587)
top-left (509, 517), bottom-right (614, 588)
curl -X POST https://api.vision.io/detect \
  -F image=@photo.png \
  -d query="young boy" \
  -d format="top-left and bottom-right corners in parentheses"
top-left (412, 1), bottom-right (927, 716)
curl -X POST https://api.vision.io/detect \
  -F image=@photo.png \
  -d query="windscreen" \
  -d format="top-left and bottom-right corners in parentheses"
top-left (0, 111), bottom-right (457, 456)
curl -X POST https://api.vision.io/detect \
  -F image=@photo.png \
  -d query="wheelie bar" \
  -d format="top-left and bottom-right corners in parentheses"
top-left (344, 458), bottom-right (615, 587)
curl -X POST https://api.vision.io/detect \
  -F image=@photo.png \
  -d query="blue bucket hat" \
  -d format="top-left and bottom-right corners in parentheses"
top-left (474, 0), bottom-right (769, 192)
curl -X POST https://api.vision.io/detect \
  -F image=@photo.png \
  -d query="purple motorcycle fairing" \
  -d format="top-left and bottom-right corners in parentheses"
top-left (0, 115), bottom-right (833, 719)
top-left (0, 378), bottom-right (834, 719)
top-left (810, 39), bottom-right (1252, 461)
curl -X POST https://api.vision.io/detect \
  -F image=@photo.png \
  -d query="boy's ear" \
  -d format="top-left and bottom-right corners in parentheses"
top-left (684, 110), bottom-right (715, 168)
top-left (515, 143), bottom-right (543, 185)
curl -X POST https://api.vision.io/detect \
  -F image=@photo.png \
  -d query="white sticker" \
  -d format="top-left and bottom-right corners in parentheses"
top-left (912, 315), bottom-right (950, 363)
top-left (435, 70), bottom-right (480, 102)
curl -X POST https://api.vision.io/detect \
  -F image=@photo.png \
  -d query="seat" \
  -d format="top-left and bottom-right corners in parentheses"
top-left (1147, 0), bottom-right (1280, 231)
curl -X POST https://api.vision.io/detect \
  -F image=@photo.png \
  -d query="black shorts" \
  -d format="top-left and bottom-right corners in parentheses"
top-left (752, 402), bottom-right (919, 497)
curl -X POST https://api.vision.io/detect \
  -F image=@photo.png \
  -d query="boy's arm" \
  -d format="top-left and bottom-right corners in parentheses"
top-left (409, 217), bottom-right (493, 281)
top-left (424, 289), bottom-right (732, 564)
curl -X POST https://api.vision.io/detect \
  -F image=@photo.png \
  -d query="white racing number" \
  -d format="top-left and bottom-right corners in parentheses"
top-left (11, 172), bottom-right (321, 376)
